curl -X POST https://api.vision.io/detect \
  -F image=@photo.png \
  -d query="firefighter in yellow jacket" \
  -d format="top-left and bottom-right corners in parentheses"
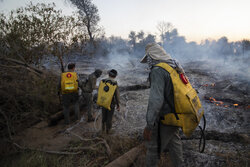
top-left (141, 43), bottom-right (184, 167)
top-left (97, 69), bottom-right (120, 134)
top-left (58, 63), bottom-right (80, 125)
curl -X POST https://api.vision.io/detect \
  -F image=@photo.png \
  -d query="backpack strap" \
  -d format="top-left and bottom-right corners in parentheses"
top-left (154, 63), bottom-right (179, 121)
top-left (102, 79), bottom-right (117, 86)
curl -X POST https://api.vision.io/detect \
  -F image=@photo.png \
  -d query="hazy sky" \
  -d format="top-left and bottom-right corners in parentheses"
top-left (1, 0), bottom-right (250, 42)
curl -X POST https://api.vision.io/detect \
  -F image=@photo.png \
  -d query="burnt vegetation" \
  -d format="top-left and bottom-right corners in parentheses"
top-left (0, 1), bottom-right (102, 153)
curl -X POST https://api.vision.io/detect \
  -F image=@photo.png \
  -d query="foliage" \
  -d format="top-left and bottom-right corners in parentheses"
top-left (0, 3), bottom-right (87, 71)
top-left (0, 2), bottom-right (105, 153)
top-left (128, 30), bottom-right (156, 54)
top-left (69, 0), bottom-right (102, 47)
top-left (0, 63), bottom-right (60, 143)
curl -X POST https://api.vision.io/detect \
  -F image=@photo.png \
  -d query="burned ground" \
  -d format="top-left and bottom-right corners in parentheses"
top-left (1, 57), bottom-right (249, 167)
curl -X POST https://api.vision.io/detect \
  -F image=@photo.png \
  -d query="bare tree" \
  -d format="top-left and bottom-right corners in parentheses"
top-left (157, 21), bottom-right (174, 43)
top-left (69, 0), bottom-right (100, 45)
top-left (136, 30), bottom-right (145, 41)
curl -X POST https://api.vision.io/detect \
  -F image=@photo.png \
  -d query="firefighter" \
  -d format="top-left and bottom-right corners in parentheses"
top-left (58, 63), bottom-right (80, 125)
top-left (141, 43), bottom-right (184, 167)
top-left (97, 69), bottom-right (120, 134)
top-left (82, 69), bottom-right (102, 122)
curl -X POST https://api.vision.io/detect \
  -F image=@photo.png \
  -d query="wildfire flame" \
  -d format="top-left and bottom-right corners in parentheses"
top-left (203, 83), bottom-right (215, 87)
top-left (209, 97), bottom-right (239, 108)
top-left (209, 97), bottom-right (224, 106)
top-left (233, 104), bottom-right (239, 107)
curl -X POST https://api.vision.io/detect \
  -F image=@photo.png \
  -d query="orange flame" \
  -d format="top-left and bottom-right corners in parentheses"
top-left (203, 83), bottom-right (215, 87)
top-left (209, 97), bottom-right (216, 101)
top-left (209, 97), bottom-right (224, 106)
top-left (209, 97), bottom-right (241, 108)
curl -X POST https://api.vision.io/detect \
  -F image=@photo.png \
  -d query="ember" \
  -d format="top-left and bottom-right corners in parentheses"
top-left (202, 83), bottom-right (215, 87)
top-left (209, 97), bottom-right (224, 106)
top-left (209, 97), bottom-right (240, 108)
top-left (233, 104), bottom-right (239, 107)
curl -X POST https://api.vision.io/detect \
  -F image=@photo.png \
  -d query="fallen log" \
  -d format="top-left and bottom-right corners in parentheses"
top-left (48, 109), bottom-right (75, 126)
top-left (105, 144), bottom-right (143, 167)
top-left (48, 111), bottom-right (64, 126)
top-left (119, 84), bottom-right (149, 92)
top-left (181, 130), bottom-right (250, 144)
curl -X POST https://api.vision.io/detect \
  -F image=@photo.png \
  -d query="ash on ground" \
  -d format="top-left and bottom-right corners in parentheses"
top-left (52, 57), bottom-right (249, 166)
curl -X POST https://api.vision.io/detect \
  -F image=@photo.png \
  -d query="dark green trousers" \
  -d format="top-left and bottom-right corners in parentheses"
top-left (62, 93), bottom-right (80, 124)
top-left (102, 106), bottom-right (114, 133)
top-left (145, 123), bottom-right (183, 167)
top-left (83, 92), bottom-right (94, 120)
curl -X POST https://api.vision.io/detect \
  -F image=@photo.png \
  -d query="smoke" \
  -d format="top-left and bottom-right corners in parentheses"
top-left (85, 29), bottom-right (250, 88)
top-left (96, 42), bottom-right (148, 86)
top-left (42, 27), bottom-right (249, 86)
top-left (161, 31), bottom-right (250, 80)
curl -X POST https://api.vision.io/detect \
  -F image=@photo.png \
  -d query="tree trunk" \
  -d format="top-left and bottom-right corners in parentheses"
top-left (105, 144), bottom-right (143, 167)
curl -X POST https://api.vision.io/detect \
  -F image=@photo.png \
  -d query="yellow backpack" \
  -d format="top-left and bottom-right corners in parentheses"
top-left (97, 79), bottom-right (117, 110)
top-left (155, 63), bottom-right (204, 137)
top-left (61, 72), bottom-right (78, 94)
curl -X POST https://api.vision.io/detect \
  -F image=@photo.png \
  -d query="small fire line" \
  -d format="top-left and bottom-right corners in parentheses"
top-left (208, 97), bottom-right (239, 108)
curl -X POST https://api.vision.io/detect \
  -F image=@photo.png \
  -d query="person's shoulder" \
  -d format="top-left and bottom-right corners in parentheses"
top-left (151, 66), bottom-right (170, 77)
top-left (151, 66), bottom-right (167, 73)
top-left (88, 72), bottom-right (95, 78)
top-left (113, 80), bottom-right (118, 85)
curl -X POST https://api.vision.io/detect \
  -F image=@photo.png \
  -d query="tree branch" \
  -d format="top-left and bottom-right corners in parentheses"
top-left (0, 108), bottom-right (13, 141)
top-left (0, 57), bottom-right (43, 75)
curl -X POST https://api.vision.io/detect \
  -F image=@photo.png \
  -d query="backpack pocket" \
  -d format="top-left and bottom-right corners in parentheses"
top-left (186, 88), bottom-right (203, 122)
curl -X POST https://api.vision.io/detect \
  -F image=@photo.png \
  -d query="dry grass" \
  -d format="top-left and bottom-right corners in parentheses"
top-left (0, 61), bottom-right (60, 154)
top-left (0, 135), bottom-right (140, 167)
